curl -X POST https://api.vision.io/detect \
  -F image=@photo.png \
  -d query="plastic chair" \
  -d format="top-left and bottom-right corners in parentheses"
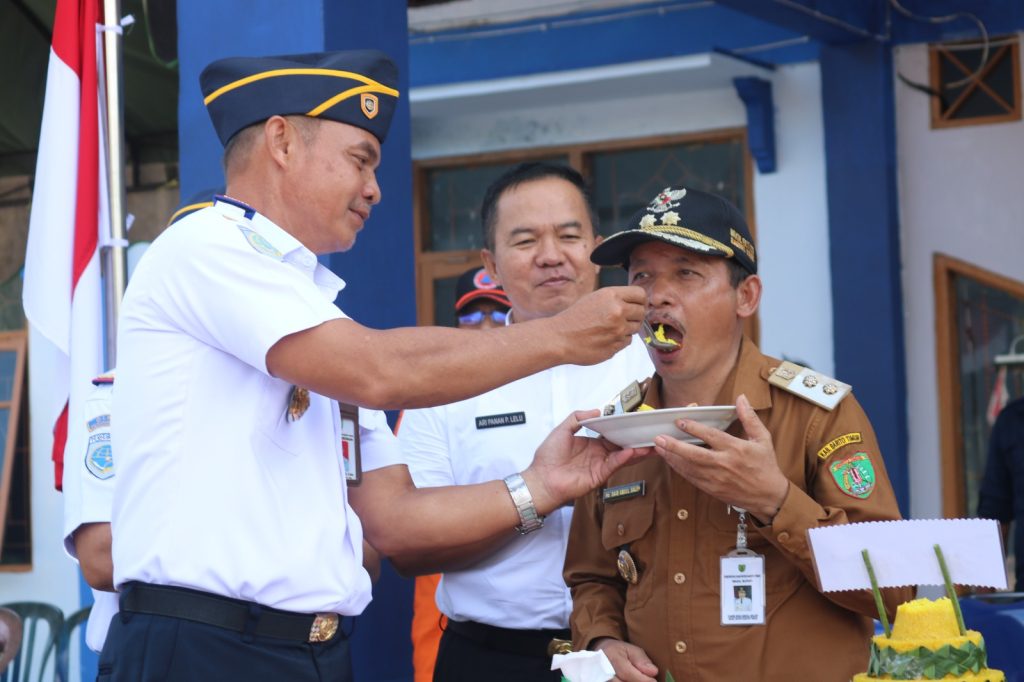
top-left (54, 606), bottom-right (91, 682)
top-left (0, 603), bottom-right (62, 682)
top-left (0, 607), bottom-right (22, 675)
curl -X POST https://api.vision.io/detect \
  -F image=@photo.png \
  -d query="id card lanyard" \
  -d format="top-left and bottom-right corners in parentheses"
top-left (720, 506), bottom-right (766, 626)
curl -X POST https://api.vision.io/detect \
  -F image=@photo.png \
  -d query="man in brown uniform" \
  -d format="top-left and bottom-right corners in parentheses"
top-left (563, 187), bottom-right (912, 682)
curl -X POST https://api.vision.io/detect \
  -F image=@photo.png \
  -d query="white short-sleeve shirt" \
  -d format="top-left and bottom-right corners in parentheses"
top-left (398, 335), bottom-right (653, 629)
top-left (111, 197), bottom-right (399, 615)
top-left (61, 377), bottom-right (119, 652)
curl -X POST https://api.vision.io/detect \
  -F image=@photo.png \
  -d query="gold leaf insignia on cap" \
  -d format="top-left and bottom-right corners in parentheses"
top-left (639, 214), bottom-right (656, 229)
top-left (662, 211), bottom-right (681, 226)
top-left (730, 228), bottom-right (755, 262)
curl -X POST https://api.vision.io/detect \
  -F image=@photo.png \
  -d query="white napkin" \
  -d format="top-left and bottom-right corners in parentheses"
top-left (551, 650), bottom-right (616, 682)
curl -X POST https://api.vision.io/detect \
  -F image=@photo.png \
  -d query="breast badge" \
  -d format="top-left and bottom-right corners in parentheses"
top-left (287, 386), bottom-right (310, 422)
top-left (617, 548), bottom-right (639, 585)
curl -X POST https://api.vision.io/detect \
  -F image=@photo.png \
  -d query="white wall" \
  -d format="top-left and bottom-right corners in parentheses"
top-left (894, 40), bottom-right (1024, 520)
top-left (412, 60), bottom-right (836, 375)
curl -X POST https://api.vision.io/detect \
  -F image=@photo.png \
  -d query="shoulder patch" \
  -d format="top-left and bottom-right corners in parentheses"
top-left (828, 452), bottom-right (875, 498)
top-left (85, 432), bottom-right (114, 480)
top-left (87, 414), bottom-right (111, 432)
top-left (767, 361), bottom-right (851, 411)
top-left (237, 226), bottom-right (284, 260)
top-left (816, 432), bottom-right (862, 460)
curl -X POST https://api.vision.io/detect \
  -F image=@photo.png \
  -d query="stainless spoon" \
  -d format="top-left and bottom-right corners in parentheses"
top-left (641, 319), bottom-right (680, 352)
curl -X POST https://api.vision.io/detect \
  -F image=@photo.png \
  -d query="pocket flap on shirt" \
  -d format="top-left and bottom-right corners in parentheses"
top-left (600, 498), bottom-right (655, 550)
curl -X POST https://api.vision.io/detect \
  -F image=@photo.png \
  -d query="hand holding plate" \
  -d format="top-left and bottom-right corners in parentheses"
top-left (653, 394), bottom-right (788, 522)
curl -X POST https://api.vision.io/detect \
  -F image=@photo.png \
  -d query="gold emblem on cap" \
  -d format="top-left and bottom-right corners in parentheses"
top-left (361, 93), bottom-right (379, 119)
top-left (288, 386), bottom-right (310, 422)
top-left (308, 613), bottom-right (339, 642)
top-left (617, 549), bottom-right (639, 584)
top-left (662, 210), bottom-right (681, 226)
top-left (822, 383), bottom-right (839, 395)
top-left (803, 375), bottom-right (819, 388)
top-left (638, 214), bottom-right (656, 229)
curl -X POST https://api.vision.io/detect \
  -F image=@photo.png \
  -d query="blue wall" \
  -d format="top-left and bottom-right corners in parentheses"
top-left (322, 6), bottom-right (416, 681)
top-left (820, 42), bottom-right (909, 512)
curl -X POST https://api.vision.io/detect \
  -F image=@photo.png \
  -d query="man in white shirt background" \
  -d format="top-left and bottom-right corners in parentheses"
top-left (396, 162), bottom-right (654, 681)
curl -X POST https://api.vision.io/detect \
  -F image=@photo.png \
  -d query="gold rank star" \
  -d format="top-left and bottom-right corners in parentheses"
top-left (662, 210), bottom-right (681, 226)
top-left (639, 214), bottom-right (656, 229)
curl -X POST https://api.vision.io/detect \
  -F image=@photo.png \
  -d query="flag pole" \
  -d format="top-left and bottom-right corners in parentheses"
top-left (100, 0), bottom-right (128, 369)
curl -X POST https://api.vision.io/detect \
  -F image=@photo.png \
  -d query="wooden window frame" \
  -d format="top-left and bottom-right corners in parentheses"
top-left (0, 330), bottom-right (28, 569)
top-left (929, 36), bottom-right (1021, 129)
top-left (934, 254), bottom-right (1024, 517)
top-left (412, 128), bottom-right (756, 329)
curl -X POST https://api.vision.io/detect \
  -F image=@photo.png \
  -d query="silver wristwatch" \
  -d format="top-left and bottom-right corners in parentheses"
top-left (503, 473), bottom-right (544, 535)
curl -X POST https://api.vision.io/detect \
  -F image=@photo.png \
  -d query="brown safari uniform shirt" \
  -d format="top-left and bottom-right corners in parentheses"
top-left (564, 337), bottom-right (912, 682)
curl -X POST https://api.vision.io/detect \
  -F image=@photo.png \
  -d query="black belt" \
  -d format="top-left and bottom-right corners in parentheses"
top-left (119, 582), bottom-right (343, 643)
top-left (445, 619), bottom-right (571, 659)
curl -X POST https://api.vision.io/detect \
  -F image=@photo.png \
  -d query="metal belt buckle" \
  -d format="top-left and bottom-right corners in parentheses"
top-left (308, 613), bottom-right (339, 642)
top-left (547, 638), bottom-right (573, 657)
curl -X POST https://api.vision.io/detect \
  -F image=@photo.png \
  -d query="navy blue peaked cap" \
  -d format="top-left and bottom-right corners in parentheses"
top-left (591, 187), bottom-right (757, 274)
top-left (200, 50), bottom-right (400, 146)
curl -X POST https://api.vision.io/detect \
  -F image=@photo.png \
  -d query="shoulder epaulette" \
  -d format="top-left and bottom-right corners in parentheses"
top-left (602, 379), bottom-right (650, 416)
top-left (91, 370), bottom-right (116, 386)
top-left (767, 361), bottom-right (851, 411)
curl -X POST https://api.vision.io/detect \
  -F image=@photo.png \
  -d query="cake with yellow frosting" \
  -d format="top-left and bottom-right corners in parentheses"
top-left (852, 598), bottom-right (1004, 681)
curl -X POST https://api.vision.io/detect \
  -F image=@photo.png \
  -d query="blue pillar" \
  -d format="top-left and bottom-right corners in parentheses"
top-left (178, 3), bottom-right (416, 680)
top-left (820, 42), bottom-right (909, 513)
top-left (322, 5), bottom-right (415, 681)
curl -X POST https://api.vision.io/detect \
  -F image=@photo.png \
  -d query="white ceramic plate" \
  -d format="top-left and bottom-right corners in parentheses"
top-left (580, 406), bottom-right (737, 448)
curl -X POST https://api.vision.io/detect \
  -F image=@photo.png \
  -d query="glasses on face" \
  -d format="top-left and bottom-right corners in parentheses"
top-left (457, 310), bottom-right (509, 326)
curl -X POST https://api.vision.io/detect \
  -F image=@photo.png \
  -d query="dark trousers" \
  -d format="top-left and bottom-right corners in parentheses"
top-left (433, 621), bottom-right (566, 682)
top-left (98, 609), bottom-right (352, 682)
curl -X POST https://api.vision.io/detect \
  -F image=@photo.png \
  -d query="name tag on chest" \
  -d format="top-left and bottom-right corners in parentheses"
top-left (475, 412), bottom-right (526, 430)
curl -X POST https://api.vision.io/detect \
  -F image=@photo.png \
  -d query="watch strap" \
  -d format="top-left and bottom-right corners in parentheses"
top-left (503, 473), bottom-right (544, 535)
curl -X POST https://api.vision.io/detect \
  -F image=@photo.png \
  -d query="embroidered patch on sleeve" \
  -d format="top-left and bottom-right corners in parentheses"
top-left (85, 432), bottom-right (114, 480)
top-left (816, 432), bottom-right (863, 460)
top-left (828, 452), bottom-right (875, 499)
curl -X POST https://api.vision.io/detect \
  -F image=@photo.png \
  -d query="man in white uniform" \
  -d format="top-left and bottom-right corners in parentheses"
top-left (396, 163), bottom-right (654, 681)
top-left (103, 51), bottom-right (647, 682)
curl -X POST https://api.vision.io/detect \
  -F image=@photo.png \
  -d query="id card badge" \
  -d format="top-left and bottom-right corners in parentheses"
top-left (720, 505), bottom-right (765, 626)
top-left (340, 403), bottom-right (362, 485)
top-left (720, 550), bottom-right (765, 626)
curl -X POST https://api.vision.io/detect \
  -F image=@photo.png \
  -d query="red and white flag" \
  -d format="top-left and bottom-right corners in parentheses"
top-left (23, 0), bottom-right (107, 490)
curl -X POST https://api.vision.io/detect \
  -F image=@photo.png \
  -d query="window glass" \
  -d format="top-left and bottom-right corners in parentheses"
top-left (955, 275), bottom-right (1024, 516)
top-left (424, 156), bottom-right (568, 252)
top-left (0, 351), bottom-right (16, 402)
top-left (433, 273), bottom-right (460, 329)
